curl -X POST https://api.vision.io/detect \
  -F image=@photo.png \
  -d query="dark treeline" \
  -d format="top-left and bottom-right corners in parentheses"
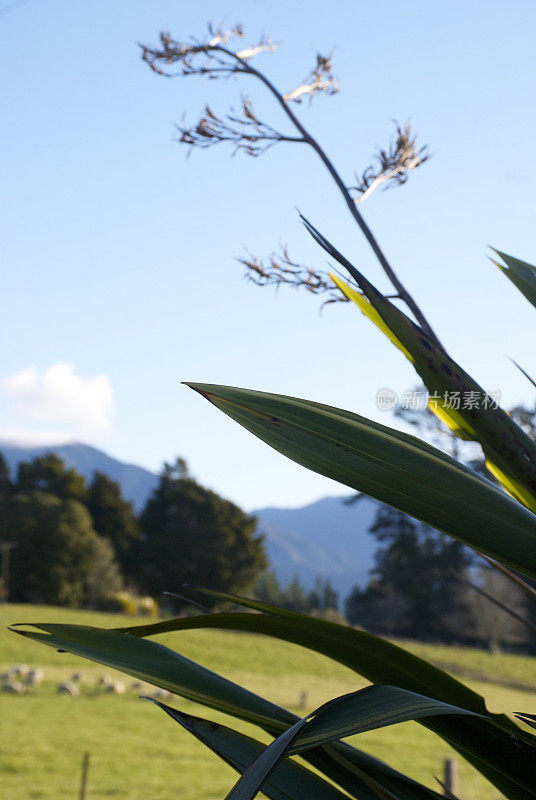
top-left (0, 452), bottom-right (266, 611)
top-left (345, 504), bottom-right (532, 653)
top-left (1, 442), bottom-right (534, 652)
top-left (255, 571), bottom-right (342, 621)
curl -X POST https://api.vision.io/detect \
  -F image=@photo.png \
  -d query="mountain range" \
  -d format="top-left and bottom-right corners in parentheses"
top-left (0, 441), bottom-right (377, 595)
top-left (0, 442), bottom-right (158, 512)
top-left (256, 496), bottom-right (377, 595)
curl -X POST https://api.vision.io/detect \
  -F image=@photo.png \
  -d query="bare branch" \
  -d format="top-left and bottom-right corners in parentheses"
top-left (283, 53), bottom-right (340, 104)
top-left (141, 23), bottom-right (443, 345)
top-left (453, 570), bottom-right (536, 635)
top-left (140, 26), bottom-right (298, 157)
top-left (348, 121), bottom-right (431, 203)
top-left (479, 553), bottom-right (536, 601)
top-left (178, 98), bottom-right (304, 157)
top-left (236, 36), bottom-right (277, 61)
top-left (239, 245), bottom-right (350, 308)
top-left (207, 22), bottom-right (244, 47)
top-left (140, 23), bottom-right (272, 80)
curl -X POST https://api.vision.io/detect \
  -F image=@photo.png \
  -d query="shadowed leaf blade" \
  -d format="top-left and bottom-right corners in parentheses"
top-left (117, 593), bottom-right (536, 800)
top-left (494, 250), bottom-right (536, 310)
top-left (10, 621), bottom-right (451, 800)
top-left (223, 685), bottom-right (478, 800)
top-left (186, 383), bottom-right (536, 578)
top-left (148, 701), bottom-right (353, 800)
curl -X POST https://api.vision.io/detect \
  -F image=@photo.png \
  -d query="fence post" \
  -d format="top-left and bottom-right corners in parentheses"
top-left (443, 758), bottom-right (458, 798)
top-left (79, 752), bottom-right (90, 800)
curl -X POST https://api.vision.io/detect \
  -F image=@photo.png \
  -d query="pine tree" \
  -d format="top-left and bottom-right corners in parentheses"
top-left (4, 492), bottom-right (122, 606)
top-left (87, 471), bottom-right (140, 575)
top-left (346, 507), bottom-right (471, 641)
top-left (0, 452), bottom-right (12, 498)
top-left (15, 454), bottom-right (88, 503)
top-left (139, 459), bottom-right (267, 603)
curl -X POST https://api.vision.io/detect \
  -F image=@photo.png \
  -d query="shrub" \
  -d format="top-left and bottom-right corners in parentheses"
top-left (4, 492), bottom-right (122, 607)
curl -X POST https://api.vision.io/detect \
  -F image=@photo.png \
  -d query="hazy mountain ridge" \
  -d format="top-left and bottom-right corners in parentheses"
top-left (0, 442), bottom-right (158, 512)
top-left (256, 495), bottom-right (378, 594)
top-left (0, 442), bottom-right (377, 592)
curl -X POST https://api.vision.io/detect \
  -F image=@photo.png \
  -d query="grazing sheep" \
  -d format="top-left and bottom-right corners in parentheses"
top-left (148, 688), bottom-right (170, 700)
top-left (12, 664), bottom-right (30, 678)
top-left (2, 680), bottom-right (26, 694)
top-left (97, 674), bottom-right (113, 690)
top-left (104, 680), bottom-right (125, 695)
top-left (57, 681), bottom-right (80, 697)
top-left (3, 665), bottom-right (29, 679)
top-left (25, 668), bottom-right (44, 687)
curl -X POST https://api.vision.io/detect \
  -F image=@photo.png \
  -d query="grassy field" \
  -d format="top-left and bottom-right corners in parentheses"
top-left (2, 604), bottom-right (536, 800)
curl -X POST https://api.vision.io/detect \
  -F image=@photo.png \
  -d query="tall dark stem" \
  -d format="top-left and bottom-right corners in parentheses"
top-left (215, 45), bottom-right (444, 348)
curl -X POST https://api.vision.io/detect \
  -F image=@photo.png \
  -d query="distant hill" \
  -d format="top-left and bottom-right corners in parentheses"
top-left (0, 442), bottom-right (158, 512)
top-left (0, 442), bottom-right (378, 593)
top-left (254, 495), bottom-right (378, 597)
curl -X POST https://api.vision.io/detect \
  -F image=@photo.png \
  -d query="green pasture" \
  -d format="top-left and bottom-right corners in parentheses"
top-left (2, 604), bottom-right (535, 800)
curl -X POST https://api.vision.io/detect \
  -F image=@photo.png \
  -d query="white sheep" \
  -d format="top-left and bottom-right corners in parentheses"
top-left (2, 680), bottom-right (26, 694)
top-left (147, 688), bottom-right (170, 700)
top-left (104, 680), bottom-right (125, 695)
top-left (2, 665), bottom-right (29, 679)
top-left (12, 664), bottom-right (29, 678)
top-left (25, 668), bottom-right (44, 687)
top-left (57, 681), bottom-right (80, 696)
top-left (97, 674), bottom-right (113, 690)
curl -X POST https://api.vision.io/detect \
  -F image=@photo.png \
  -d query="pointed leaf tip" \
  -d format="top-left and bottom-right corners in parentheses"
top-left (184, 382), bottom-right (216, 402)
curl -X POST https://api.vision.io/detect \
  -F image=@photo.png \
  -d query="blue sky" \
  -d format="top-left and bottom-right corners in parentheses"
top-left (1, 0), bottom-right (535, 510)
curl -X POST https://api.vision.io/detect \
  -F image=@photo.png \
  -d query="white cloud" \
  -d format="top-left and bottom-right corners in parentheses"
top-left (0, 428), bottom-right (74, 447)
top-left (0, 362), bottom-right (114, 432)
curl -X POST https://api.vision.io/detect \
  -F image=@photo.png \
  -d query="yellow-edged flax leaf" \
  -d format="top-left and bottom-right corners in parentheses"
top-left (300, 218), bottom-right (536, 512)
top-left (330, 274), bottom-right (414, 362)
top-left (484, 460), bottom-right (536, 515)
top-left (331, 271), bottom-right (477, 441)
top-left (426, 402), bottom-right (474, 441)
